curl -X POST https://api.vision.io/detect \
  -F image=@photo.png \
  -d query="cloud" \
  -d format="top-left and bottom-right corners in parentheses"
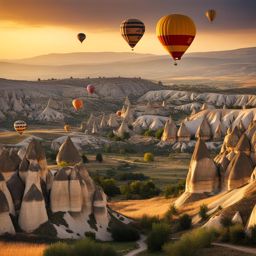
top-left (0, 0), bottom-right (255, 32)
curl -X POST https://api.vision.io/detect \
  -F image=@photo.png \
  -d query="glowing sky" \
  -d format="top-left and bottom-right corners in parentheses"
top-left (0, 0), bottom-right (255, 59)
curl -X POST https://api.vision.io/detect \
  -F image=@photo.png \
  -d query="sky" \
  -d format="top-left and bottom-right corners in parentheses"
top-left (0, 0), bottom-right (255, 59)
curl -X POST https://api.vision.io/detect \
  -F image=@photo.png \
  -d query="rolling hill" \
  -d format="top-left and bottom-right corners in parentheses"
top-left (0, 47), bottom-right (255, 87)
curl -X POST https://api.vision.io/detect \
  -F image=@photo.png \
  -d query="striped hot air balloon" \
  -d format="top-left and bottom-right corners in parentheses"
top-left (72, 99), bottom-right (83, 111)
top-left (205, 9), bottom-right (216, 22)
top-left (156, 14), bottom-right (196, 65)
top-left (14, 120), bottom-right (27, 135)
top-left (120, 19), bottom-right (145, 50)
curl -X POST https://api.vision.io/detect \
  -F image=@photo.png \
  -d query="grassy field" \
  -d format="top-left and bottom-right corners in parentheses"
top-left (138, 246), bottom-right (253, 256)
top-left (0, 240), bottom-right (136, 256)
top-left (0, 241), bottom-right (46, 256)
top-left (85, 153), bottom-right (190, 189)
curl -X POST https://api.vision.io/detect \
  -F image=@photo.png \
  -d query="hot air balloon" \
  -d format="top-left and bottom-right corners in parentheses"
top-left (72, 99), bottom-right (83, 111)
top-left (205, 9), bottom-right (216, 22)
top-left (77, 33), bottom-right (86, 43)
top-left (64, 124), bottom-right (71, 132)
top-left (14, 120), bottom-right (27, 135)
top-left (120, 19), bottom-right (145, 50)
top-left (116, 110), bottom-right (122, 117)
top-left (156, 14), bottom-right (196, 65)
top-left (87, 84), bottom-right (95, 94)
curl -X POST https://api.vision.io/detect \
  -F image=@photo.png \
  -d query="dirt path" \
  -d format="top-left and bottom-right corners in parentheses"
top-left (125, 235), bottom-right (147, 256)
top-left (212, 242), bottom-right (256, 255)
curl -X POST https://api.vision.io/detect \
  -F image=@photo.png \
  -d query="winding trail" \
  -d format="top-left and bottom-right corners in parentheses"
top-left (212, 242), bottom-right (256, 255)
top-left (125, 235), bottom-right (147, 256)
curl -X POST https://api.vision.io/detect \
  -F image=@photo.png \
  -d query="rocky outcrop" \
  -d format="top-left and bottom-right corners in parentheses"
top-left (56, 137), bottom-right (82, 166)
top-left (185, 139), bottom-right (217, 193)
top-left (0, 191), bottom-right (15, 235)
top-left (161, 119), bottom-right (177, 143)
top-left (195, 118), bottom-right (212, 141)
top-left (177, 123), bottom-right (191, 142)
top-left (19, 183), bottom-right (48, 233)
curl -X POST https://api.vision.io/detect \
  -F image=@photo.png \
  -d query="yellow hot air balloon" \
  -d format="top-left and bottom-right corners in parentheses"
top-left (205, 9), bottom-right (216, 22)
top-left (156, 14), bottom-right (196, 65)
top-left (64, 124), bottom-right (71, 132)
top-left (14, 120), bottom-right (27, 135)
top-left (120, 19), bottom-right (145, 50)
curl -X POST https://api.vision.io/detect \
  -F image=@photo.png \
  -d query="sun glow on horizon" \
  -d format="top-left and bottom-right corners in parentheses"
top-left (0, 21), bottom-right (256, 59)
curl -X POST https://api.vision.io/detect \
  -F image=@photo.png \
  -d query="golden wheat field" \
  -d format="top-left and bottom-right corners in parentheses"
top-left (109, 196), bottom-right (176, 219)
top-left (0, 242), bottom-right (46, 256)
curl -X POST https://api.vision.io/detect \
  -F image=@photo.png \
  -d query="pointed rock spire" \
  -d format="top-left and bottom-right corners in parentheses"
top-left (56, 137), bottom-right (81, 166)
top-left (195, 118), bottom-right (212, 141)
top-left (185, 139), bottom-right (217, 193)
top-left (177, 123), bottom-right (191, 142)
top-left (161, 119), bottom-right (177, 143)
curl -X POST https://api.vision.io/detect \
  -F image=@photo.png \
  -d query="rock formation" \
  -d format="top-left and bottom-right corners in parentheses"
top-left (185, 139), bottom-right (217, 193)
top-left (161, 119), bottom-right (177, 143)
top-left (0, 191), bottom-right (15, 235)
top-left (177, 123), bottom-right (191, 142)
top-left (114, 120), bottom-right (131, 138)
top-left (56, 137), bottom-right (82, 166)
top-left (195, 118), bottom-right (212, 141)
top-left (107, 114), bottom-right (119, 128)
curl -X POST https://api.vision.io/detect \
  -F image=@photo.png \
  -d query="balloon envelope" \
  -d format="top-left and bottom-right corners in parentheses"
top-left (120, 19), bottom-right (145, 49)
top-left (205, 9), bottom-right (216, 22)
top-left (64, 124), bottom-right (71, 132)
top-left (87, 85), bottom-right (95, 94)
top-left (116, 110), bottom-right (122, 117)
top-left (77, 33), bottom-right (86, 43)
top-left (14, 120), bottom-right (27, 135)
top-left (72, 99), bottom-right (83, 111)
top-left (156, 14), bottom-right (196, 62)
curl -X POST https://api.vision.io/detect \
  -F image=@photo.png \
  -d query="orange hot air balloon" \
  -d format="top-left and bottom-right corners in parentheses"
top-left (205, 9), bottom-right (216, 22)
top-left (77, 33), bottom-right (86, 43)
top-left (156, 14), bottom-right (196, 65)
top-left (64, 124), bottom-right (71, 132)
top-left (72, 99), bottom-right (83, 111)
top-left (120, 19), bottom-right (145, 50)
top-left (116, 110), bottom-right (122, 117)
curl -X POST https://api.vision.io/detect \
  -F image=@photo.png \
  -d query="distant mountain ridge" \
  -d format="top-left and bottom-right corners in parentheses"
top-left (0, 47), bottom-right (255, 86)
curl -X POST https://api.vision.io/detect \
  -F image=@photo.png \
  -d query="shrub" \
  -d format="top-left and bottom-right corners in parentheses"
top-left (82, 154), bottom-right (89, 163)
top-left (199, 204), bottom-right (208, 221)
top-left (111, 224), bottom-right (140, 242)
top-left (147, 223), bottom-right (170, 252)
top-left (178, 214), bottom-right (192, 231)
top-left (85, 231), bottom-right (96, 240)
top-left (121, 180), bottom-right (160, 199)
top-left (250, 225), bottom-right (256, 244)
top-left (44, 242), bottom-right (70, 256)
top-left (155, 128), bottom-right (164, 140)
top-left (122, 132), bottom-right (130, 140)
top-left (139, 215), bottom-right (161, 230)
top-left (164, 228), bottom-right (214, 256)
top-left (98, 178), bottom-right (120, 197)
top-left (220, 216), bottom-right (233, 229)
top-left (117, 172), bottom-right (148, 181)
top-left (229, 224), bottom-right (245, 244)
top-left (58, 161), bottom-right (70, 167)
top-left (144, 129), bottom-right (155, 137)
top-left (144, 152), bottom-right (154, 162)
top-left (96, 153), bottom-right (103, 162)
top-left (72, 239), bottom-right (117, 256)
